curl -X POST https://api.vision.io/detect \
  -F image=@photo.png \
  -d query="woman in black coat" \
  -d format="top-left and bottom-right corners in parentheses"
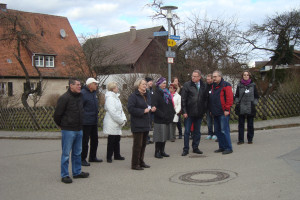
top-left (234, 70), bottom-right (259, 144)
top-left (152, 77), bottom-right (176, 158)
top-left (127, 78), bottom-right (156, 170)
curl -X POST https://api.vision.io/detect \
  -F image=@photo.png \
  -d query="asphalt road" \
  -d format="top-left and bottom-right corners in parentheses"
top-left (0, 127), bottom-right (300, 200)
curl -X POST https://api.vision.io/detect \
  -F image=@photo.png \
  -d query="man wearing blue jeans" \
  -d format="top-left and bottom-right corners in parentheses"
top-left (209, 71), bottom-right (234, 155)
top-left (54, 78), bottom-right (89, 184)
top-left (181, 70), bottom-right (209, 156)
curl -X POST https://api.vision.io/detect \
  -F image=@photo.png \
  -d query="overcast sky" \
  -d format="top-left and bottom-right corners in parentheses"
top-left (2, 0), bottom-right (299, 61)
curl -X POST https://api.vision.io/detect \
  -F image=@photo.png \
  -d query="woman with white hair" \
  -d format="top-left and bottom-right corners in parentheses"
top-left (103, 82), bottom-right (127, 163)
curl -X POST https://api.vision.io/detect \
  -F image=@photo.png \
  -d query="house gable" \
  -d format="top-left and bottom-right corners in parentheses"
top-left (0, 7), bottom-right (86, 78)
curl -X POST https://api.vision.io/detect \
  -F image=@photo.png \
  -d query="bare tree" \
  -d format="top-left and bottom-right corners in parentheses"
top-left (241, 9), bottom-right (300, 95)
top-left (0, 11), bottom-right (43, 128)
top-left (183, 14), bottom-right (248, 77)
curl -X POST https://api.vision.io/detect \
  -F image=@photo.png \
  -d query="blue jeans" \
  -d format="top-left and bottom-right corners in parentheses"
top-left (61, 130), bottom-right (83, 178)
top-left (214, 115), bottom-right (232, 151)
top-left (183, 117), bottom-right (202, 151)
top-left (206, 111), bottom-right (214, 136)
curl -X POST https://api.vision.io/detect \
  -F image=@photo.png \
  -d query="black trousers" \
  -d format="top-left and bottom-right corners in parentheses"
top-left (107, 135), bottom-right (121, 159)
top-left (132, 132), bottom-right (148, 168)
top-left (81, 125), bottom-right (99, 160)
top-left (238, 115), bottom-right (254, 142)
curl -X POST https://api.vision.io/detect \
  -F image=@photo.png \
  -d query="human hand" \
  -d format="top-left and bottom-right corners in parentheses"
top-left (183, 113), bottom-right (188, 118)
top-left (224, 111), bottom-right (229, 116)
top-left (151, 106), bottom-right (156, 112)
top-left (144, 108), bottom-right (150, 113)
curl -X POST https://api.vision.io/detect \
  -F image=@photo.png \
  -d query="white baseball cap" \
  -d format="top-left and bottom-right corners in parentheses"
top-left (86, 78), bottom-right (99, 85)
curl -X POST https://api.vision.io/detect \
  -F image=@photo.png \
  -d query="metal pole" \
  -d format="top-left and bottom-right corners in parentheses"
top-left (167, 18), bottom-right (171, 86)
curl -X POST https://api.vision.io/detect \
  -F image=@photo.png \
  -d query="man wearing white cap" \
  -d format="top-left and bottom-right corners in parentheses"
top-left (81, 78), bottom-right (103, 166)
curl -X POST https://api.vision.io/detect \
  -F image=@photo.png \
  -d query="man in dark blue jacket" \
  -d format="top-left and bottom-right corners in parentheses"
top-left (81, 78), bottom-right (102, 166)
top-left (181, 70), bottom-right (209, 156)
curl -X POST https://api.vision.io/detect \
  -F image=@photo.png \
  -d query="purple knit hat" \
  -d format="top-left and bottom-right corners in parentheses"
top-left (156, 77), bottom-right (166, 87)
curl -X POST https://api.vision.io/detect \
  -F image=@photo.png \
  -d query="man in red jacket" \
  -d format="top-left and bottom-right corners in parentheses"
top-left (209, 71), bottom-right (233, 155)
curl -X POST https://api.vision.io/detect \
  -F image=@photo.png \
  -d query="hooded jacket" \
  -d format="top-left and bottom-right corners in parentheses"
top-left (103, 91), bottom-right (126, 135)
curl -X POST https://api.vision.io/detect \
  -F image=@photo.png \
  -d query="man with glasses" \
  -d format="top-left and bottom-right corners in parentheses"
top-left (181, 70), bottom-right (209, 156)
top-left (209, 71), bottom-right (234, 155)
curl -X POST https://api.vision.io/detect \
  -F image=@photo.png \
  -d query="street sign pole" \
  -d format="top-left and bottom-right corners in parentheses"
top-left (167, 18), bottom-right (171, 86)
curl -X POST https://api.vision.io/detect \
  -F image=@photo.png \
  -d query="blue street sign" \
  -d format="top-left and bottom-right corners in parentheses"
top-left (170, 35), bottom-right (180, 40)
top-left (153, 31), bottom-right (169, 37)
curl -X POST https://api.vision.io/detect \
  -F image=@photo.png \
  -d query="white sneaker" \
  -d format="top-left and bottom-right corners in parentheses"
top-left (206, 135), bottom-right (212, 140)
top-left (212, 135), bottom-right (217, 140)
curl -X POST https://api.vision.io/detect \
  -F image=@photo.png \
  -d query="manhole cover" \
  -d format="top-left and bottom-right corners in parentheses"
top-left (169, 169), bottom-right (238, 186)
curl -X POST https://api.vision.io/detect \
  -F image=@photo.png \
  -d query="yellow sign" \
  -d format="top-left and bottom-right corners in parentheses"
top-left (167, 39), bottom-right (176, 47)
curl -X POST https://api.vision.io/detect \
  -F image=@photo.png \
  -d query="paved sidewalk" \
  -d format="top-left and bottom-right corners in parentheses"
top-left (0, 116), bottom-right (299, 139)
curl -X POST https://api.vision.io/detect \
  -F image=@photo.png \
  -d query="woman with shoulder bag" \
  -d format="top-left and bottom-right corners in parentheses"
top-left (234, 70), bottom-right (259, 145)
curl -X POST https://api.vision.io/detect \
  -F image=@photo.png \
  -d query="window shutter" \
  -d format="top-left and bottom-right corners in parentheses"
top-left (8, 82), bottom-right (13, 96)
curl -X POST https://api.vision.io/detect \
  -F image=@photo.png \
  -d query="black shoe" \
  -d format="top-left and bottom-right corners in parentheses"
top-left (107, 159), bottom-right (112, 163)
top-left (73, 172), bottom-right (89, 179)
top-left (214, 149), bottom-right (225, 153)
top-left (61, 176), bottom-right (72, 184)
top-left (114, 156), bottom-right (125, 160)
top-left (155, 152), bottom-right (163, 159)
top-left (193, 148), bottom-right (203, 154)
top-left (182, 150), bottom-right (189, 156)
top-left (141, 163), bottom-right (150, 168)
top-left (148, 141), bottom-right (153, 144)
top-left (81, 160), bottom-right (90, 166)
top-left (161, 152), bottom-right (170, 157)
top-left (89, 158), bottom-right (103, 162)
top-left (237, 141), bottom-right (244, 145)
top-left (131, 166), bottom-right (144, 170)
top-left (178, 136), bottom-right (182, 139)
top-left (222, 150), bottom-right (233, 155)
top-left (248, 141), bottom-right (253, 144)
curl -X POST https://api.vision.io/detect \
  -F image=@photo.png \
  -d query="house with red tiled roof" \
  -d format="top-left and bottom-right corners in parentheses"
top-left (0, 4), bottom-right (87, 107)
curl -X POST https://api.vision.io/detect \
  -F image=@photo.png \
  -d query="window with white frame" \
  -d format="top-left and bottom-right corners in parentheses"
top-left (34, 55), bottom-right (55, 67)
top-left (35, 56), bottom-right (44, 67)
top-left (45, 56), bottom-right (54, 67)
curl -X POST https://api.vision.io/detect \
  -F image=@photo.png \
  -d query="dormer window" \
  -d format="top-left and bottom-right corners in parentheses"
top-left (35, 56), bottom-right (44, 67)
top-left (45, 56), bottom-right (54, 67)
top-left (33, 55), bottom-right (55, 67)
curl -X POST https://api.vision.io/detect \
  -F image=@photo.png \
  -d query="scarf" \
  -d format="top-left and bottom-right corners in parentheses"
top-left (159, 88), bottom-right (172, 104)
top-left (241, 79), bottom-right (251, 86)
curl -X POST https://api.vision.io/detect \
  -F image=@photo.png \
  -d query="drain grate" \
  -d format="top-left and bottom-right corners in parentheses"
top-left (169, 169), bottom-right (238, 186)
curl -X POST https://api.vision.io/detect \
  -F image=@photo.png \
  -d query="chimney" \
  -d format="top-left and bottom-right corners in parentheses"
top-left (0, 4), bottom-right (7, 11)
top-left (130, 26), bottom-right (136, 43)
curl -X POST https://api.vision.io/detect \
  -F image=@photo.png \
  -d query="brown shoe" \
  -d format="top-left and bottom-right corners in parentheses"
top-left (140, 163), bottom-right (150, 168)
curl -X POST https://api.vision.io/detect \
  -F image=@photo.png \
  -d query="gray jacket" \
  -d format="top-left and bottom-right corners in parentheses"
top-left (234, 82), bottom-right (259, 116)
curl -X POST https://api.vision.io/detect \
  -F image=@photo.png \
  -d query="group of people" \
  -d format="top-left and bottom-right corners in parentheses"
top-left (54, 69), bottom-right (259, 182)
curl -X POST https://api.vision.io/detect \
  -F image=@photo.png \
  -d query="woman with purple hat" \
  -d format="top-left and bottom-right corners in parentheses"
top-left (151, 77), bottom-right (176, 158)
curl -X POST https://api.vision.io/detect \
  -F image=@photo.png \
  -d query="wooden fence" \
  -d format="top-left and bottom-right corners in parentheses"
top-left (0, 93), bottom-right (299, 130)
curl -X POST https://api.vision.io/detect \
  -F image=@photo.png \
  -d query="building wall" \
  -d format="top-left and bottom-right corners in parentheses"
top-left (0, 78), bottom-right (69, 107)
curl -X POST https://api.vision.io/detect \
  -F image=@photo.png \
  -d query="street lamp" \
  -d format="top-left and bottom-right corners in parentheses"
top-left (161, 5), bottom-right (178, 85)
